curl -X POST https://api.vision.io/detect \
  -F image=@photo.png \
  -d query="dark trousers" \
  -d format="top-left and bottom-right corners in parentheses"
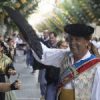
top-left (45, 83), bottom-right (57, 100)
top-left (0, 75), bottom-right (5, 100)
top-left (0, 92), bottom-right (5, 100)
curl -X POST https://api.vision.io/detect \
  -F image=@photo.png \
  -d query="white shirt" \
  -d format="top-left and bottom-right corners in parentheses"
top-left (32, 42), bottom-right (67, 67)
top-left (91, 63), bottom-right (100, 100)
top-left (63, 51), bottom-right (100, 100)
top-left (64, 51), bottom-right (91, 89)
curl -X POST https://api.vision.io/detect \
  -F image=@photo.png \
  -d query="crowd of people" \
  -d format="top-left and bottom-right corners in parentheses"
top-left (0, 23), bottom-right (100, 100)
top-left (0, 34), bottom-right (22, 100)
top-left (38, 30), bottom-right (69, 100)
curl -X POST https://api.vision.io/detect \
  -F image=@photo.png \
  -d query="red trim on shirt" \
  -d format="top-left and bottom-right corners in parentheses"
top-left (59, 58), bottom-right (100, 88)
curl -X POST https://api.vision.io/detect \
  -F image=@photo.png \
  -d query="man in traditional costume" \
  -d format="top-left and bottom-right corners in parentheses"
top-left (32, 24), bottom-right (100, 100)
top-left (57, 24), bottom-right (100, 100)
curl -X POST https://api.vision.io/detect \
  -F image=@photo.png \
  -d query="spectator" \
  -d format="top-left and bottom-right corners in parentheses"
top-left (0, 41), bottom-right (17, 100)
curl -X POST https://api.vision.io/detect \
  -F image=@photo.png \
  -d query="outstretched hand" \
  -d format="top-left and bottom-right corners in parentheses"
top-left (11, 80), bottom-right (21, 90)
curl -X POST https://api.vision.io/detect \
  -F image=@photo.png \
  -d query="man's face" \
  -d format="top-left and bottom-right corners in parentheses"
top-left (43, 32), bottom-right (49, 39)
top-left (68, 35), bottom-right (89, 56)
top-left (60, 41), bottom-right (69, 49)
top-left (49, 33), bottom-right (56, 44)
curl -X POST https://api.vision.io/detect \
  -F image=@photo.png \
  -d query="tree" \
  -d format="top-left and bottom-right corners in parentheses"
top-left (0, 0), bottom-right (40, 35)
top-left (35, 0), bottom-right (100, 35)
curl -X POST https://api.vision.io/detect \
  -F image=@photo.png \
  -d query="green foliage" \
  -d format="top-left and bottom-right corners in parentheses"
top-left (0, 0), bottom-right (40, 17)
top-left (36, 0), bottom-right (100, 35)
top-left (0, 0), bottom-right (40, 32)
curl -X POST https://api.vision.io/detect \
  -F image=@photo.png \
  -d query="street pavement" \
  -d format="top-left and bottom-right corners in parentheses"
top-left (11, 50), bottom-right (41, 100)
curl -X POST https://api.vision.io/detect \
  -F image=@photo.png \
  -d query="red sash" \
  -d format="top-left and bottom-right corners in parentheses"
top-left (58, 58), bottom-right (100, 88)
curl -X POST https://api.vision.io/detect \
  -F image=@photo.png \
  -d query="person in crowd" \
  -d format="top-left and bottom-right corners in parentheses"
top-left (44, 32), bottom-right (60, 100)
top-left (40, 30), bottom-right (51, 48)
top-left (38, 30), bottom-right (50, 100)
top-left (7, 37), bottom-right (15, 60)
top-left (57, 40), bottom-right (69, 49)
top-left (38, 39), bottom-right (69, 100)
top-left (38, 30), bottom-right (59, 100)
top-left (0, 35), bottom-right (9, 56)
top-left (38, 68), bottom-right (46, 100)
top-left (32, 39), bottom-right (69, 100)
top-left (0, 80), bottom-right (21, 92)
top-left (0, 41), bottom-right (17, 100)
top-left (26, 44), bottom-right (35, 73)
top-left (88, 42), bottom-right (100, 57)
top-left (38, 30), bottom-right (51, 100)
top-left (15, 35), bottom-right (23, 49)
top-left (91, 37), bottom-right (100, 54)
top-left (39, 30), bottom-right (59, 100)
top-left (57, 40), bottom-right (70, 75)
top-left (49, 32), bottom-right (58, 48)
top-left (32, 24), bottom-right (100, 100)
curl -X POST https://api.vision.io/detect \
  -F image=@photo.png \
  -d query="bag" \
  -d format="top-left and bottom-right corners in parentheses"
top-left (5, 91), bottom-right (16, 100)
top-left (58, 88), bottom-right (75, 100)
top-left (5, 76), bottom-right (16, 100)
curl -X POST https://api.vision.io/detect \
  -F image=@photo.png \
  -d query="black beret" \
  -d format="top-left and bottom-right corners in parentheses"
top-left (64, 24), bottom-right (94, 38)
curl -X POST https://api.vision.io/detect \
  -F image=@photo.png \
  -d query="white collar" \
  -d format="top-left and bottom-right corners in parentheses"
top-left (44, 37), bottom-right (49, 41)
top-left (76, 51), bottom-right (91, 63)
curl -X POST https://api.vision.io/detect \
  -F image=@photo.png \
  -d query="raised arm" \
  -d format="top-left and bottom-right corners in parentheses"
top-left (4, 6), bottom-right (67, 68)
top-left (4, 6), bottom-right (43, 59)
top-left (32, 42), bottom-right (67, 68)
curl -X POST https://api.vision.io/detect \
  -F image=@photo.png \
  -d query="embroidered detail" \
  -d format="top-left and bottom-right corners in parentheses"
top-left (58, 57), bottom-right (100, 88)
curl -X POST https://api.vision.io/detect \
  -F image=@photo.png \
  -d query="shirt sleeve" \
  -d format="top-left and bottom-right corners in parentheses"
top-left (32, 42), bottom-right (67, 68)
top-left (91, 64), bottom-right (100, 100)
